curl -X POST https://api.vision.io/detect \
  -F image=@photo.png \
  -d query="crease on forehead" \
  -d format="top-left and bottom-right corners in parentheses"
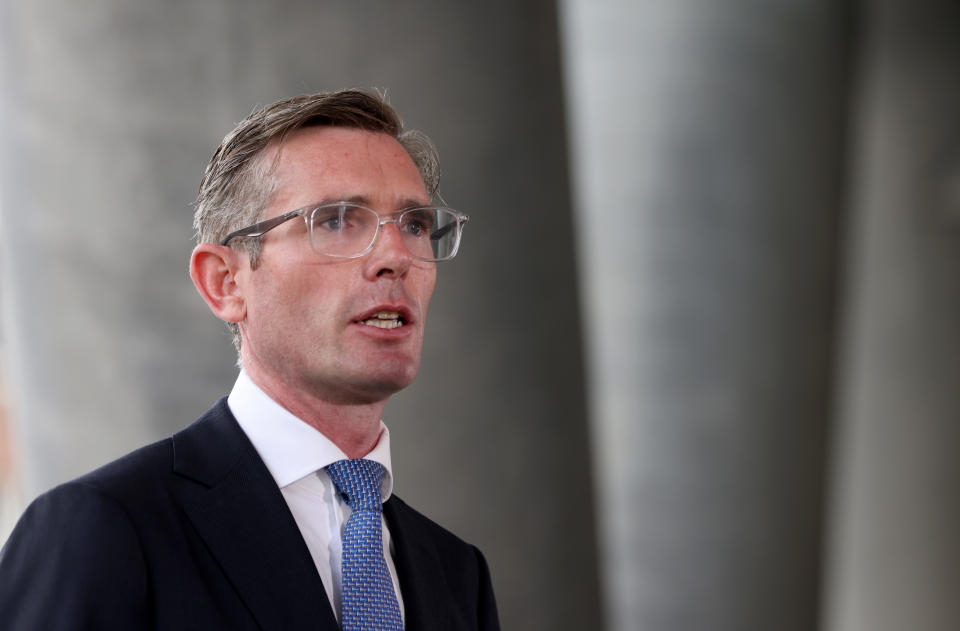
top-left (259, 127), bottom-right (428, 213)
top-left (263, 126), bottom-right (411, 173)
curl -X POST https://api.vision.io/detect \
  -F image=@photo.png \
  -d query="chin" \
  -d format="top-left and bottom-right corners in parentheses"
top-left (366, 356), bottom-right (419, 388)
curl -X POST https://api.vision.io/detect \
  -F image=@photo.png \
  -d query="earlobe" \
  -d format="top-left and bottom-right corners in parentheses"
top-left (189, 244), bottom-right (246, 323)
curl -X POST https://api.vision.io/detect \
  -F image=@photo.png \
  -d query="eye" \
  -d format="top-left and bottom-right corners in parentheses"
top-left (316, 214), bottom-right (343, 231)
top-left (313, 205), bottom-right (359, 232)
top-left (402, 210), bottom-right (435, 237)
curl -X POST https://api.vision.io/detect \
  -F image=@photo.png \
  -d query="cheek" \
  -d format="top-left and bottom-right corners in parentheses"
top-left (247, 270), bottom-right (316, 326)
top-left (283, 270), bottom-right (354, 330)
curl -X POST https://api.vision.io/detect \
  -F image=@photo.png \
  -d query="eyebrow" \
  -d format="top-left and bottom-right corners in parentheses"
top-left (314, 195), bottom-right (430, 210)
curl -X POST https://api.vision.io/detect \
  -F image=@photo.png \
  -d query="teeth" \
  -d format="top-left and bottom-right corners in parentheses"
top-left (363, 319), bottom-right (402, 329)
top-left (361, 311), bottom-right (404, 329)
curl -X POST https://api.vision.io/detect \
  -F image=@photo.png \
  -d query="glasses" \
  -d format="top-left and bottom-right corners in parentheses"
top-left (221, 202), bottom-right (470, 262)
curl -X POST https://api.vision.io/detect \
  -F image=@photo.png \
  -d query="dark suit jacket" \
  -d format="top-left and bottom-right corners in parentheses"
top-left (0, 399), bottom-right (500, 630)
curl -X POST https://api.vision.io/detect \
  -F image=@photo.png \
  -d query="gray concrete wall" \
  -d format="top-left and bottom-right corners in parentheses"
top-left (560, 1), bottom-right (852, 629)
top-left (823, 1), bottom-right (960, 630)
top-left (0, 2), bottom-right (602, 629)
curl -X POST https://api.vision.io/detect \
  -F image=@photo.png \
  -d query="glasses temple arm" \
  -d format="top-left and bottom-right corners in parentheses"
top-left (430, 222), bottom-right (457, 241)
top-left (220, 209), bottom-right (304, 245)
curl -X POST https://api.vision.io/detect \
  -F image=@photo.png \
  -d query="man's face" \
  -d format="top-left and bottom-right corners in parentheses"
top-left (235, 126), bottom-right (437, 405)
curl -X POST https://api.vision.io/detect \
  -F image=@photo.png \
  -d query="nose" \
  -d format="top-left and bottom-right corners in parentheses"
top-left (362, 220), bottom-right (413, 279)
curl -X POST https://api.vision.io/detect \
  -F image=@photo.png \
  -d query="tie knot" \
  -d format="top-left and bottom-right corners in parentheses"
top-left (325, 459), bottom-right (386, 512)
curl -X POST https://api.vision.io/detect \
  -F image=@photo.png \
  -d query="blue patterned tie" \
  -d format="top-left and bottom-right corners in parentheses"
top-left (325, 459), bottom-right (403, 631)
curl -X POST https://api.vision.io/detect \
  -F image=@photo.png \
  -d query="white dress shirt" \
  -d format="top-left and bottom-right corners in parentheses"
top-left (227, 370), bottom-right (405, 623)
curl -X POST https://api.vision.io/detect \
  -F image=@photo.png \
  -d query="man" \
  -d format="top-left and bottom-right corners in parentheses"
top-left (0, 90), bottom-right (500, 630)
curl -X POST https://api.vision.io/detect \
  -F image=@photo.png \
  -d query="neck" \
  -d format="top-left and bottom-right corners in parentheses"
top-left (242, 364), bottom-right (388, 459)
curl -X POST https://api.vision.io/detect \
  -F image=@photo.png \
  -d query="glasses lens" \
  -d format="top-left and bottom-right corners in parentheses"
top-left (307, 203), bottom-right (463, 261)
top-left (399, 208), bottom-right (461, 261)
top-left (308, 203), bottom-right (378, 256)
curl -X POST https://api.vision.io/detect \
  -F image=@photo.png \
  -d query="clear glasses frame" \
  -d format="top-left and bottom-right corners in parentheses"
top-left (220, 202), bottom-right (470, 262)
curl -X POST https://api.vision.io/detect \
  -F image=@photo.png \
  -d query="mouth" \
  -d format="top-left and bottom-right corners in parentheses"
top-left (357, 310), bottom-right (406, 330)
top-left (353, 304), bottom-right (414, 333)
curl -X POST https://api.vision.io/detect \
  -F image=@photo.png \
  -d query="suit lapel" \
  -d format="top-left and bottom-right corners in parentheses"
top-left (385, 497), bottom-right (455, 631)
top-left (173, 400), bottom-right (339, 631)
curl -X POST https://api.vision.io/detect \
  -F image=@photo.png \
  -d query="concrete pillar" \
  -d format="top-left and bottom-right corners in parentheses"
top-left (560, 1), bottom-right (852, 629)
top-left (0, 1), bottom-right (602, 629)
top-left (823, 1), bottom-right (960, 630)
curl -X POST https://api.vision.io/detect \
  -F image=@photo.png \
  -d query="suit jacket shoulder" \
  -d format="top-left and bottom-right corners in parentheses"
top-left (0, 399), bottom-right (334, 630)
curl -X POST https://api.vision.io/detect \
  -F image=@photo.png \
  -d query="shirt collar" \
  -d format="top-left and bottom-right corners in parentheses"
top-left (227, 370), bottom-right (394, 499)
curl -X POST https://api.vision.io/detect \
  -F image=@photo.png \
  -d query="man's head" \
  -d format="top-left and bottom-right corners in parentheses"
top-left (190, 91), bottom-right (454, 407)
top-left (193, 90), bottom-right (440, 347)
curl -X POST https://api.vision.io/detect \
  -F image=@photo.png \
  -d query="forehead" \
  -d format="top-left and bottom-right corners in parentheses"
top-left (265, 126), bottom-right (428, 213)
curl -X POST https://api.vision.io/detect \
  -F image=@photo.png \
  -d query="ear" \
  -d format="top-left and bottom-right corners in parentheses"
top-left (190, 243), bottom-right (247, 323)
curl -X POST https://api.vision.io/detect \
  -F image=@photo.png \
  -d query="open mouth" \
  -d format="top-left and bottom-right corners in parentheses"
top-left (358, 311), bottom-right (406, 330)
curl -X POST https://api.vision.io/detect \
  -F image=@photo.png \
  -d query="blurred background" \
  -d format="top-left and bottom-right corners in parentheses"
top-left (1, 1), bottom-right (958, 630)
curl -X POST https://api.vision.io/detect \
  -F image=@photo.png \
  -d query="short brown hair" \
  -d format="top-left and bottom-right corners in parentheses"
top-left (193, 89), bottom-right (440, 351)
